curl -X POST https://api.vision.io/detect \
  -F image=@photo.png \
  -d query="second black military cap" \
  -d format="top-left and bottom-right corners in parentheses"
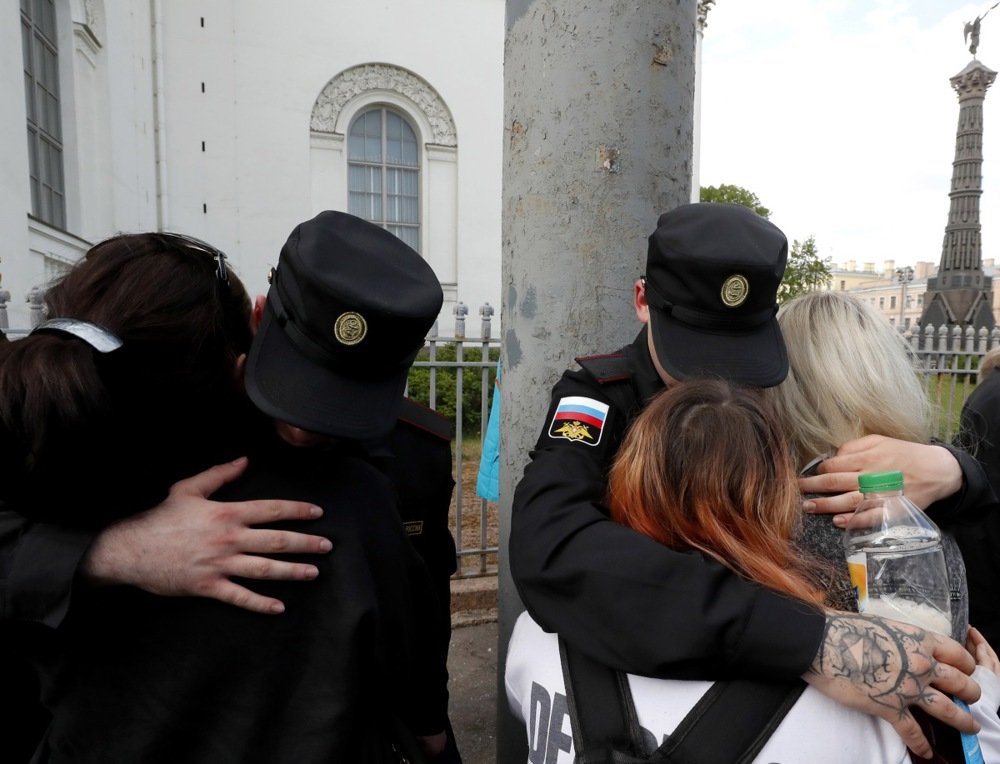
top-left (246, 210), bottom-right (444, 440)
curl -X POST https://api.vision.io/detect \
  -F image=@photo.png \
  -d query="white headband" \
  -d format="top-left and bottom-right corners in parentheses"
top-left (30, 319), bottom-right (123, 353)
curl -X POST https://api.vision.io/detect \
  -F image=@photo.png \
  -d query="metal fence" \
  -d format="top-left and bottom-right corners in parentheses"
top-left (409, 303), bottom-right (501, 580)
top-left (906, 323), bottom-right (1000, 442)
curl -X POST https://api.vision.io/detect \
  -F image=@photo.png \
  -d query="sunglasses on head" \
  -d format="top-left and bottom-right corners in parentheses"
top-left (153, 232), bottom-right (230, 284)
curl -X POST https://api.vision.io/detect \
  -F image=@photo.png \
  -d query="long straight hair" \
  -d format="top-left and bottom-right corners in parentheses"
top-left (769, 291), bottom-right (931, 467)
top-left (608, 380), bottom-right (825, 606)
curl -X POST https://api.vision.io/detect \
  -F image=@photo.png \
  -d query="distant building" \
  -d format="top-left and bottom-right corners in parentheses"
top-left (824, 259), bottom-right (930, 331)
top-left (827, 257), bottom-right (1000, 332)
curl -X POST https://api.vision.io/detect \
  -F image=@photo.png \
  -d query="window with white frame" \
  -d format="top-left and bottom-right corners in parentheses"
top-left (21, 0), bottom-right (66, 229)
top-left (347, 107), bottom-right (420, 252)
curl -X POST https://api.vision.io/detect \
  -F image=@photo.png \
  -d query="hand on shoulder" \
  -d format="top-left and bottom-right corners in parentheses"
top-left (80, 457), bottom-right (331, 614)
top-left (799, 436), bottom-right (962, 518)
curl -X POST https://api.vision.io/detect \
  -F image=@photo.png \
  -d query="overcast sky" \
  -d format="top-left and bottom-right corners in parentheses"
top-left (699, 1), bottom-right (1000, 271)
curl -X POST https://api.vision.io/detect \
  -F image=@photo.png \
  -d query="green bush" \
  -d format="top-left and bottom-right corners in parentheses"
top-left (407, 343), bottom-right (499, 435)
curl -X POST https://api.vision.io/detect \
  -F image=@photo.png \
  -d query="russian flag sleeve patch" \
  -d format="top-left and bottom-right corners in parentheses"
top-left (547, 396), bottom-right (610, 446)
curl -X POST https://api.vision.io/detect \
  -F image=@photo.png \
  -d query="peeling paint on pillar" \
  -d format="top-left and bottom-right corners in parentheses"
top-left (520, 285), bottom-right (537, 319)
top-left (504, 328), bottom-right (523, 369)
top-left (497, 1), bottom-right (696, 760)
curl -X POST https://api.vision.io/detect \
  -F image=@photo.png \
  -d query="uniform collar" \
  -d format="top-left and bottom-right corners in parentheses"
top-left (626, 328), bottom-right (666, 405)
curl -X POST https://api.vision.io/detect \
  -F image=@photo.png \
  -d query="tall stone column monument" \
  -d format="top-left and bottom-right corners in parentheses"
top-left (919, 21), bottom-right (997, 333)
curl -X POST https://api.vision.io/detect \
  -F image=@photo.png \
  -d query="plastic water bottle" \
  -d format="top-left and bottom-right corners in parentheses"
top-left (844, 470), bottom-right (951, 635)
top-left (845, 471), bottom-right (983, 764)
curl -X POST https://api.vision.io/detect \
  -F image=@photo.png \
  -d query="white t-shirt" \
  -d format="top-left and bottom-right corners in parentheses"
top-left (505, 613), bottom-right (1000, 764)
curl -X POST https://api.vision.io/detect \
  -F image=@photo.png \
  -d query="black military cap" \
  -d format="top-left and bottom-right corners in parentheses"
top-left (644, 202), bottom-right (788, 388)
top-left (245, 211), bottom-right (443, 440)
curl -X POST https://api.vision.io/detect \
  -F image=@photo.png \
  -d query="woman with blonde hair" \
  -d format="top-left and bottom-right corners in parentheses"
top-left (506, 379), bottom-right (1000, 762)
top-left (770, 290), bottom-right (970, 640)
top-left (772, 290), bottom-right (930, 470)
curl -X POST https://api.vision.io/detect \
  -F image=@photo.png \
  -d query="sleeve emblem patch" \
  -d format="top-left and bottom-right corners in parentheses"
top-left (547, 396), bottom-right (610, 446)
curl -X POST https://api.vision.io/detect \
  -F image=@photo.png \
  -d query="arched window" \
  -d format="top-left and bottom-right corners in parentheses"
top-left (21, 0), bottom-right (66, 229)
top-left (347, 107), bottom-right (420, 252)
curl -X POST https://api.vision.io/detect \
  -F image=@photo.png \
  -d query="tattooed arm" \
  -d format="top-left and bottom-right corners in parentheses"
top-left (803, 613), bottom-right (981, 759)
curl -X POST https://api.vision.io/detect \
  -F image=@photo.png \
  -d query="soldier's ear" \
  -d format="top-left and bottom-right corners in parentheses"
top-left (634, 277), bottom-right (650, 324)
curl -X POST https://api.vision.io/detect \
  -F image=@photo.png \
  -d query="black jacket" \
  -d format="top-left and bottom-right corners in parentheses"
top-left (24, 442), bottom-right (444, 763)
top-left (0, 406), bottom-right (458, 763)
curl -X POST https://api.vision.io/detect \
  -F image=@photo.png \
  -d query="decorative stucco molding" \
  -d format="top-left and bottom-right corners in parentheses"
top-left (310, 63), bottom-right (457, 146)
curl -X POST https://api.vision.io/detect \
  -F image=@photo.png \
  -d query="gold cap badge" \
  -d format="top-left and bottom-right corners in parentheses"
top-left (721, 275), bottom-right (749, 307)
top-left (334, 312), bottom-right (367, 345)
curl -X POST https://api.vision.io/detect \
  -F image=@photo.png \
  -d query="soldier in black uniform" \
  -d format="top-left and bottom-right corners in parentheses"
top-left (383, 398), bottom-right (461, 763)
top-left (511, 202), bottom-right (985, 755)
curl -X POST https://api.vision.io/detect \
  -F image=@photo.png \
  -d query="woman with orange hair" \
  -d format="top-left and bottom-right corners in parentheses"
top-left (506, 379), bottom-right (1000, 763)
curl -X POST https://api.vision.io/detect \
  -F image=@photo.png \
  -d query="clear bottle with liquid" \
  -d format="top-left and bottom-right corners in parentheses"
top-left (845, 471), bottom-right (983, 764)
top-left (844, 470), bottom-right (952, 635)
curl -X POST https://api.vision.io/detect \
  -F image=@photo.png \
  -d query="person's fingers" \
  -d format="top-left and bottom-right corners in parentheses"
top-left (216, 499), bottom-right (324, 526)
top-left (914, 684), bottom-right (980, 733)
top-left (799, 471), bottom-right (859, 494)
top-left (800, 489), bottom-right (862, 516)
top-left (979, 642), bottom-right (1000, 675)
top-left (235, 527), bottom-right (333, 555)
top-left (967, 625), bottom-right (984, 650)
top-left (206, 579), bottom-right (287, 615)
top-left (886, 711), bottom-right (931, 760)
top-left (224, 554), bottom-right (322, 582)
top-left (967, 626), bottom-right (1000, 675)
top-left (832, 434), bottom-right (882, 457)
top-left (170, 457), bottom-right (250, 498)
top-left (933, 637), bottom-right (978, 681)
top-left (830, 503), bottom-right (885, 529)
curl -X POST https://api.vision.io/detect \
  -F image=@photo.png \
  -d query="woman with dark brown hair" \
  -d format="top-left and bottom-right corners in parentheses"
top-left (0, 233), bottom-right (257, 522)
top-left (506, 379), bottom-right (1000, 763)
top-left (0, 227), bottom-right (446, 763)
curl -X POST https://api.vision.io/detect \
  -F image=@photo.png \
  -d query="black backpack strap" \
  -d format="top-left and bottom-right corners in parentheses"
top-left (559, 634), bottom-right (805, 764)
top-left (559, 637), bottom-right (648, 764)
top-left (650, 678), bottom-right (806, 764)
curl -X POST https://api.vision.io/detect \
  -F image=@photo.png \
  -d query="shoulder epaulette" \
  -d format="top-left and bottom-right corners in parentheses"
top-left (575, 352), bottom-right (632, 384)
top-left (398, 397), bottom-right (454, 442)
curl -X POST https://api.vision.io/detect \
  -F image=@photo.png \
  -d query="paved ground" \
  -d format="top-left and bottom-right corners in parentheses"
top-left (448, 618), bottom-right (498, 764)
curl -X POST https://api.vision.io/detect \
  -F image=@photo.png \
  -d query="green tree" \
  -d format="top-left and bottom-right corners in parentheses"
top-left (700, 184), bottom-right (771, 219)
top-left (778, 235), bottom-right (831, 303)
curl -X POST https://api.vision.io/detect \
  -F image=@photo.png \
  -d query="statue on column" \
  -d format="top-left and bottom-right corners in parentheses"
top-left (966, 2), bottom-right (999, 56)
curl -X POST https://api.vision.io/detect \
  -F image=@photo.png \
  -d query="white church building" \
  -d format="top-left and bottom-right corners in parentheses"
top-left (3, 0), bottom-right (505, 330)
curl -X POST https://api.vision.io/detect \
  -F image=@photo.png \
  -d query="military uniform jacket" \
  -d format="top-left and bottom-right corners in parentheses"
top-left (511, 328), bottom-right (999, 681)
